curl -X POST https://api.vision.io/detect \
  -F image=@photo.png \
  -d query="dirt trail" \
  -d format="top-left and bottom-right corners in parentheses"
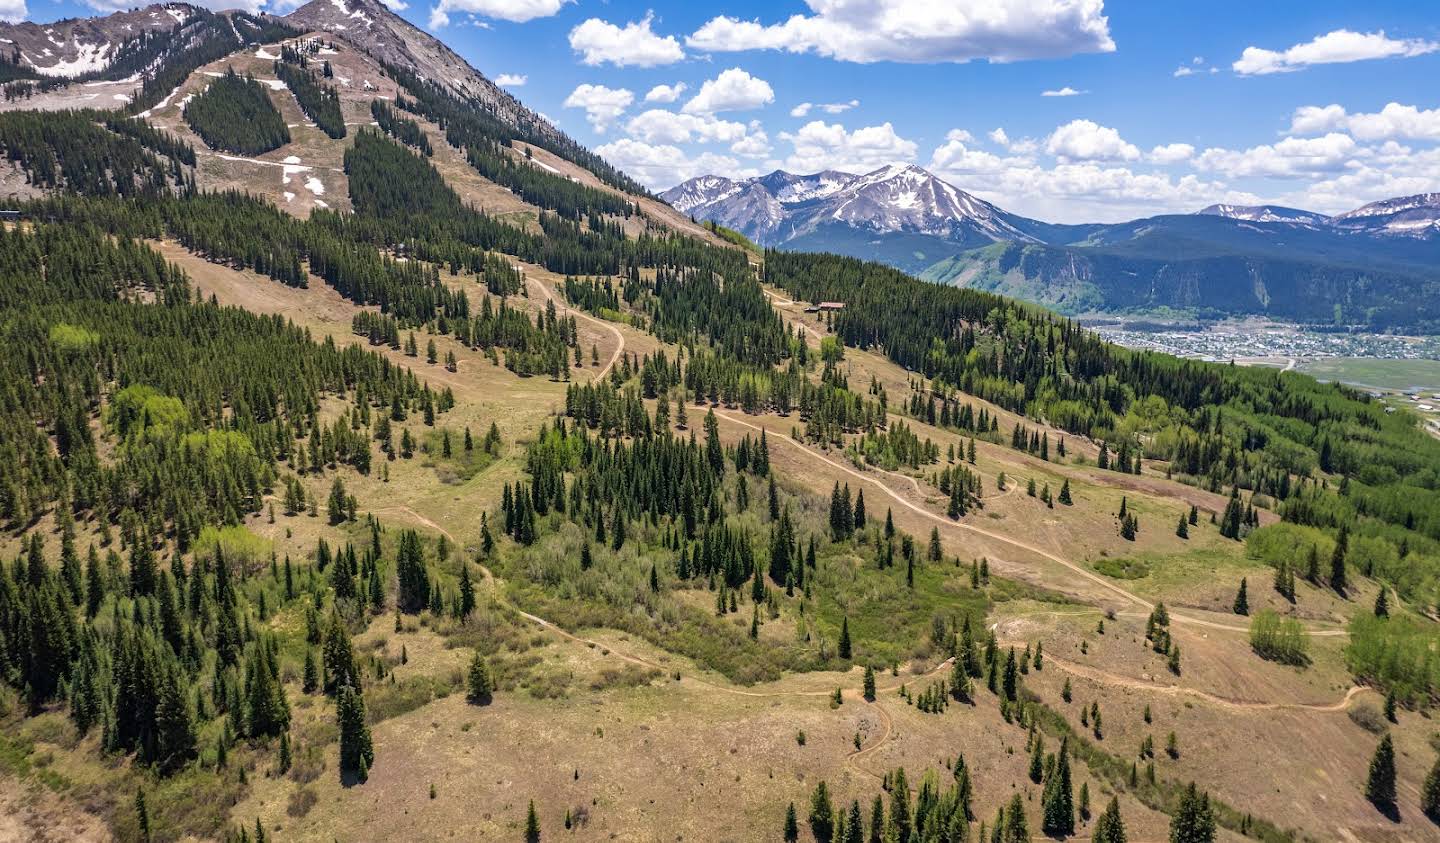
top-left (1037, 651), bottom-right (1367, 713)
top-left (524, 273), bottom-right (623, 379)
top-left (711, 407), bottom-right (1344, 638)
top-left (373, 505), bottom-right (456, 543)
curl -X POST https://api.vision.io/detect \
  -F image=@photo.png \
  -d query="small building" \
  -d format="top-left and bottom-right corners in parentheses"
top-left (805, 301), bottom-right (846, 313)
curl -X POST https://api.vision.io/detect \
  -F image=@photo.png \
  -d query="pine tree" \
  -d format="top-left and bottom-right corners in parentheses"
top-left (838, 617), bottom-right (852, 660)
top-left (1041, 737), bottom-right (1075, 836)
top-left (337, 683), bottom-right (374, 784)
top-left (1176, 514), bottom-right (1188, 539)
top-left (525, 800), bottom-right (541, 843)
top-left (809, 780), bottom-right (835, 843)
top-left (1331, 527), bottom-right (1349, 595)
top-left (1232, 578), bottom-right (1249, 615)
top-left (863, 665), bottom-right (876, 702)
top-left (1002, 793), bottom-right (1029, 843)
top-left (467, 651), bottom-right (494, 705)
top-left (1092, 797), bottom-right (1126, 843)
top-left (783, 802), bottom-right (800, 842)
top-left (1374, 586), bottom-right (1389, 618)
top-left (458, 563), bottom-right (476, 618)
top-left (394, 529), bottom-right (430, 613)
top-left (1169, 782), bottom-right (1215, 843)
top-left (1421, 752), bottom-right (1440, 823)
top-left (1366, 734), bottom-right (1397, 811)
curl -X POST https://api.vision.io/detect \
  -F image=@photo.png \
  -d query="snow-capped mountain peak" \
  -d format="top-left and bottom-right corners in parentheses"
top-left (661, 164), bottom-right (1038, 248)
top-left (1196, 204), bottom-right (1329, 226)
top-left (1333, 193), bottom-right (1440, 221)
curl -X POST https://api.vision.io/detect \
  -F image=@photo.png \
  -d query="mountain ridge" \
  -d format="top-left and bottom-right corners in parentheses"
top-left (666, 165), bottom-right (1440, 329)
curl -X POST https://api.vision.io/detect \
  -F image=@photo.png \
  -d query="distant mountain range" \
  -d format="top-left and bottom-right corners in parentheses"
top-left (663, 168), bottom-right (1440, 331)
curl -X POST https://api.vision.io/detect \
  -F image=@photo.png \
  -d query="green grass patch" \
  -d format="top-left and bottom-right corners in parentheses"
top-left (1297, 357), bottom-right (1440, 393)
top-left (1092, 557), bottom-right (1150, 579)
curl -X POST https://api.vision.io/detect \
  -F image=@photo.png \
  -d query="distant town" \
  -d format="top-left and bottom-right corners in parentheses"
top-left (1091, 320), bottom-right (1440, 366)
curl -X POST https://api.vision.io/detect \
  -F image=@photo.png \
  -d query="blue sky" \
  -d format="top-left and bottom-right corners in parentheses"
top-left (21, 0), bottom-right (1440, 222)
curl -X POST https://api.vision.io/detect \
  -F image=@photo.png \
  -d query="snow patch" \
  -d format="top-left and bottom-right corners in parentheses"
top-left (34, 41), bottom-right (113, 78)
top-left (313, 199), bottom-right (329, 208)
top-left (112, 94), bottom-right (132, 103)
top-left (283, 191), bottom-right (295, 202)
top-left (304, 176), bottom-right (325, 195)
top-left (255, 47), bottom-right (280, 60)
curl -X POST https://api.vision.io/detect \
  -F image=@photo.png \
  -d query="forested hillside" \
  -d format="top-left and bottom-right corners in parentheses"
top-left (182, 69), bottom-right (290, 155)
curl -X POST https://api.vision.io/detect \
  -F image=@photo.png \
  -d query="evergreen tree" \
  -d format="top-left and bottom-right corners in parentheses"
top-left (1421, 752), bottom-right (1440, 823)
top-left (1092, 797), bottom-right (1126, 843)
top-left (1232, 578), bottom-right (1249, 615)
top-left (337, 683), bottom-right (374, 784)
top-left (467, 651), bottom-right (494, 704)
top-left (525, 800), bottom-right (541, 843)
top-left (394, 529), bottom-right (430, 613)
top-left (1331, 527), bottom-right (1349, 595)
top-left (784, 802), bottom-right (799, 842)
top-left (863, 665), bottom-right (876, 702)
top-left (1001, 793), bottom-right (1029, 843)
top-left (1169, 782), bottom-right (1215, 843)
top-left (1366, 734), bottom-right (1397, 811)
top-left (809, 780), bottom-right (836, 843)
top-left (838, 617), bottom-right (852, 660)
top-left (1041, 737), bottom-right (1075, 836)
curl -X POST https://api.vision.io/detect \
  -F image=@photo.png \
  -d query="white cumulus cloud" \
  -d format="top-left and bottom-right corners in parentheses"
top-left (494, 73), bottom-right (527, 87)
top-left (428, 0), bottom-right (569, 28)
top-left (1148, 143), bottom-right (1195, 164)
top-left (1234, 29), bottom-right (1439, 75)
top-left (682, 68), bottom-right (775, 114)
top-left (1194, 133), bottom-right (1357, 178)
top-left (569, 13), bottom-right (685, 67)
top-left (780, 120), bottom-right (918, 173)
top-left (645, 82), bottom-right (688, 103)
top-left (1045, 119), bottom-right (1139, 161)
top-left (562, 83), bottom-right (634, 133)
top-left (594, 138), bottom-right (753, 190)
top-left (624, 110), bottom-right (749, 145)
top-left (1041, 86), bottom-right (1084, 97)
top-left (687, 0), bottom-right (1115, 64)
top-left (1290, 102), bottom-right (1440, 142)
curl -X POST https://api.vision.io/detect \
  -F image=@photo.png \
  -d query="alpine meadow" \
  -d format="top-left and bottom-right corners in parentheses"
top-left (2, 1), bottom-right (1440, 842)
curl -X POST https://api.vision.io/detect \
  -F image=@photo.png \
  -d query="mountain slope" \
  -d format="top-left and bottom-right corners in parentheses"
top-left (283, 0), bottom-right (647, 197)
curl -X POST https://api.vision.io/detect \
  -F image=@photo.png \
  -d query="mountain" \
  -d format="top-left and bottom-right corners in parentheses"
top-left (286, 0), bottom-right (540, 138)
top-left (0, 3), bottom-right (196, 78)
top-left (1331, 193), bottom-right (1440, 237)
top-left (669, 166), bottom-right (1440, 330)
top-left (1195, 203), bottom-right (1330, 227)
top-left (664, 164), bottom-right (1067, 273)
